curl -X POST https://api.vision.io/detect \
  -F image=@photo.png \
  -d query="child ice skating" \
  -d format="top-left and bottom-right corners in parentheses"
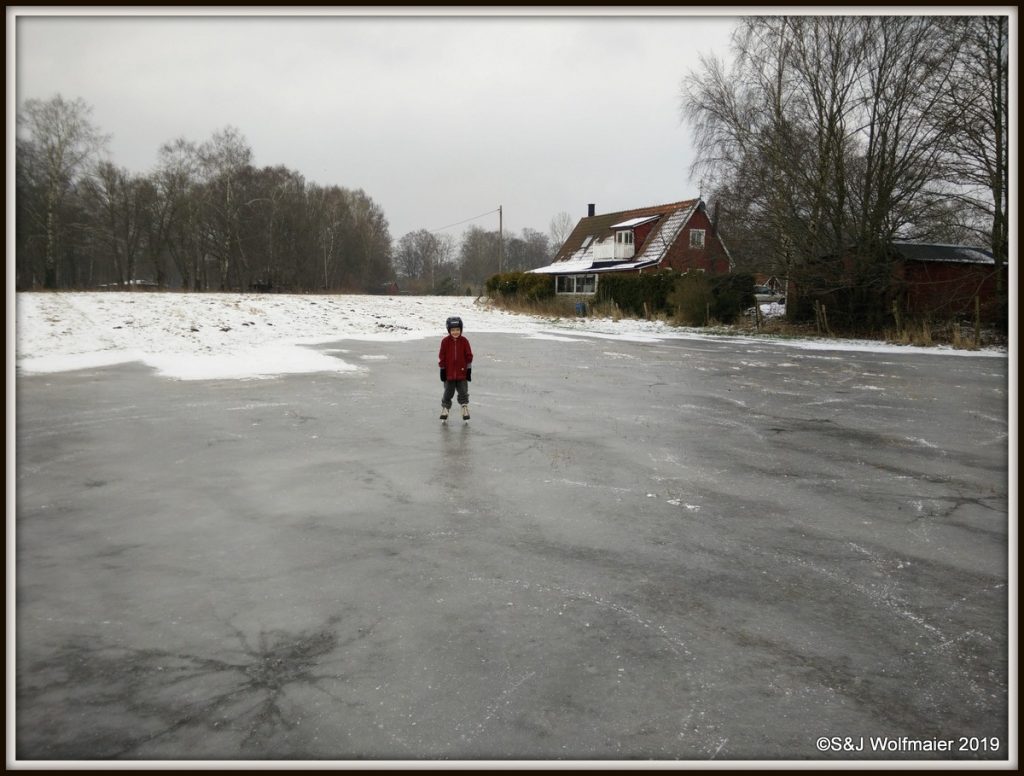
top-left (438, 316), bottom-right (473, 422)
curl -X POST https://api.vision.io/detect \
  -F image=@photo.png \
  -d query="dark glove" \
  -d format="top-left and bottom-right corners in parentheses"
top-left (440, 368), bottom-right (446, 382)
top-left (466, 367), bottom-right (472, 382)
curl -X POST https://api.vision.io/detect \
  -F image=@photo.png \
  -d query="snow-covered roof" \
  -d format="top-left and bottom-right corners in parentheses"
top-left (530, 259), bottom-right (595, 275)
top-left (632, 204), bottom-right (695, 263)
top-left (529, 199), bottom-right (703, 276)
top-left (609, 215), bottom-right (660, 229)
top-left (530, 256), bottom-right (663, 276)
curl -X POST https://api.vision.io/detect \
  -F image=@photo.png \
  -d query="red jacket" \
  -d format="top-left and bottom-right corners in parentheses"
top-left (438, 335), bottom-right (473, 380)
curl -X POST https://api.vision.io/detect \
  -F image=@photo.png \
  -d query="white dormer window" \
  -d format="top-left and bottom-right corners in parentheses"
top-left (593, 231), bottom-right (635, 260)
top-left (689, 229), bottom-right (706, 249)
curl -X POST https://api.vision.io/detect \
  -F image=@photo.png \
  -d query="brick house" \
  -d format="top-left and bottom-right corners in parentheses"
top-left (529, 199), bottom-right (733, 295)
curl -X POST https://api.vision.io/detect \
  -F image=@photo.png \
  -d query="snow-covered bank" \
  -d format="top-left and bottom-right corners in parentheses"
top-left (14, 292), bottom-right (1007, 381)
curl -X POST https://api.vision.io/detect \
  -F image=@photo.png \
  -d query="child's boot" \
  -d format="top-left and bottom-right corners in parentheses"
top-left (461, 404), bottom-right (470, 421)
top-left (440, 406), bottom-right (449, 420)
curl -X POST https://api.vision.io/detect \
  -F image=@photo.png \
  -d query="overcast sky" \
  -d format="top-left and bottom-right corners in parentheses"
top-left (12, 9), bottom-right (740, 243)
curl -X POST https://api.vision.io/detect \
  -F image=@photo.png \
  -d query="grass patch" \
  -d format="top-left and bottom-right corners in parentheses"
top-left (484, 295), bottom-right (1005, 351)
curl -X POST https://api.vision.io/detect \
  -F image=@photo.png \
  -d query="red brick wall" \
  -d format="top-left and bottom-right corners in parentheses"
top-left (632, 221), bottom-right (657, 249)
top-left (640, 208), bottom-right (730, 275)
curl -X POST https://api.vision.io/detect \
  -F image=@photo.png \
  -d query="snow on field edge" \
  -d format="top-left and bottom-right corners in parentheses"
top-left (15, 292), bottom-right (1006, 381)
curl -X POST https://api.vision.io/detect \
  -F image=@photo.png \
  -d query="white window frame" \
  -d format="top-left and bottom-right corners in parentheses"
top-left (556, 274), bottom-right (597, 295)
top-left (689, 228), bottom-right (706, 249)
top-left (615, 230), bottom-right (634, 246)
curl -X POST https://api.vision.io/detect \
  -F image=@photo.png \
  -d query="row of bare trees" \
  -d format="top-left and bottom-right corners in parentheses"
top-left (15, 95), bottom-right (560, 295)
top-left (16, 101), bottom-right (393, 293)
top-left (682, 15), bottom-right (1009, 327)
top-left (392, 225), bottom-right (553, 295)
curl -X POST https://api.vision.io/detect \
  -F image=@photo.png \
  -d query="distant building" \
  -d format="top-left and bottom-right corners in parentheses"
top-left (372, 281), bottom-right (402, 296)
top-left (890, 242), bottom-right (1004, 320)
top-left (530, 199), bottom-right (733, 295)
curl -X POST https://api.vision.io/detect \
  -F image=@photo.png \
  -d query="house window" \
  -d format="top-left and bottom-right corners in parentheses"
top-left (689, 229), bottom-right (705, 249)
top-left (615, 231), bottom-right (634, 246)
top-left (556, 274), bottom-right (597, 294)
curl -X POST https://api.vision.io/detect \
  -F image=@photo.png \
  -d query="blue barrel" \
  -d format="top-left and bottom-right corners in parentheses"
top-left (575, 301), bottom-right (587, 316)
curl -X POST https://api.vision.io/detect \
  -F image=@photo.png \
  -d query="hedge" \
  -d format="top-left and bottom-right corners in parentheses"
top-left (596, 271), bottom-right (680, 317)
top-left (598, 271), bottom-right (756, 324)
top-left (484, 272), bottom-right (555, 301)
top-left (486, 269), bottom-right (756, 325)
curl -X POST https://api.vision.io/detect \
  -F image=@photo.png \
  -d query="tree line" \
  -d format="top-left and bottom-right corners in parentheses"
top-left (15, 96), bottom-right (556, 294)
top-left (682, 15), bottom-right (1009, 328)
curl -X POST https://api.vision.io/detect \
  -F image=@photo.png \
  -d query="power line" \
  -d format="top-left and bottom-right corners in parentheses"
top-left (429, 207), bottom-right (501, 233)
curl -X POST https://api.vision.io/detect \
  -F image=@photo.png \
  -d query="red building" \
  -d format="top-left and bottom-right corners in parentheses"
top-left (891, 242), bottom-right (1004, 321)
top-left (530, 199), bottom-right (732, 295)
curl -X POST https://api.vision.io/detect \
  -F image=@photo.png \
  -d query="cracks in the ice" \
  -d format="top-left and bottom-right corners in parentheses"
top-left (18, 615), bottom-right (380, 759)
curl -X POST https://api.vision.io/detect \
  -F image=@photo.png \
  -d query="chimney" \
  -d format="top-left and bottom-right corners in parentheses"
top-left (587, 203), bottom-right (596, 217)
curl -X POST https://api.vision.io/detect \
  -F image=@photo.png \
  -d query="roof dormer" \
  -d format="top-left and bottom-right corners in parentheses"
top-left (592, 215), bottom-right (661, 260)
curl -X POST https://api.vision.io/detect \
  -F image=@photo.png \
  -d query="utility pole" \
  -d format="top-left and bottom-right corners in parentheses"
top-left (498, 205), bottom-right (503, 274)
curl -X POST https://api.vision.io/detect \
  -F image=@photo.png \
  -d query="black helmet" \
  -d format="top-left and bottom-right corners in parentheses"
top-left (446, 316), bottom-right (464, 332)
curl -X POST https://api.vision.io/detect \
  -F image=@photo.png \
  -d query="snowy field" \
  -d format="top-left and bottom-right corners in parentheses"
top-left (14, 291), bottom-right (1007, 381)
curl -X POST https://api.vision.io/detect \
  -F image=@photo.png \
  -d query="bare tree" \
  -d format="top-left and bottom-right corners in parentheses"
top-left (345, 189), bottom-right (394, 291)
top-left (16, 94), bottom-right (108, 287)
top-left (156, 138), bottom-right (206, 290)
top-left (309, 184), bottom-right (354, 291)
top-left (503, 228), bottom-right (552, 272)
top-left (683, 16), bottom-right (970, 327)
top-left (934, 16), bottom-right (1009, 299)
top-left (197, 126), bottom-right (253, 290)
top-left (458, 226), bottom-right (501, 290)
top-left (80, 161), bottom-right (148, 286)
top-left (234, 165), bottom-right (309, 291)
top-left (395, 229), bottom-right (439, 290)
top-left (548, 211), bottom-right (575, 249)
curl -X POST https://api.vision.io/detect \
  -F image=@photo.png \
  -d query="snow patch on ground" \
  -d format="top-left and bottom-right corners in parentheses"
top-left (666, 499), bottom-right (701, 511)
top-left (15, 291), bottom-right (1006, 381)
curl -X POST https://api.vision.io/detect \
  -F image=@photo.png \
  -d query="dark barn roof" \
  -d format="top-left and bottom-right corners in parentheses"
top-left (891, 242), bottom-right (995, 265)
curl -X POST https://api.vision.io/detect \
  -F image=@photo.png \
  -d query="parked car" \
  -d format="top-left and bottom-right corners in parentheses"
top-left (754, 285), bottom-right (785, 305)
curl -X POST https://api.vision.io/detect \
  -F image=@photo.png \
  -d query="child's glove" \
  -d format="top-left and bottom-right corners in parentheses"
top-left (466, 367), bottom-right (472, 382)
top-left (440, 368), bottom-right (446, 382)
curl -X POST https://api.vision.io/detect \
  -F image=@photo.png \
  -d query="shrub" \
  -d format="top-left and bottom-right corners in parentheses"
top-left (709, 272), bottom-right (756, 324)
top-left (670, 272), bottom-right (755, 326)
top-left (485, 272), bottom-right (554, 302)
top-left (671, 273), bottom-right (713, 325)
top-left (596, 271), bottom-right (679, 317)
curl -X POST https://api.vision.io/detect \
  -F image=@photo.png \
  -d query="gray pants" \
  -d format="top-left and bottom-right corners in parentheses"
top-left (441, 380), bottom-right (469, 408)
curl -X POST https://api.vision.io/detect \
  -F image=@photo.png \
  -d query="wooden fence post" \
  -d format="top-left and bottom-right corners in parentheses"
top-left (975, 296), bottom-right (981, 349)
